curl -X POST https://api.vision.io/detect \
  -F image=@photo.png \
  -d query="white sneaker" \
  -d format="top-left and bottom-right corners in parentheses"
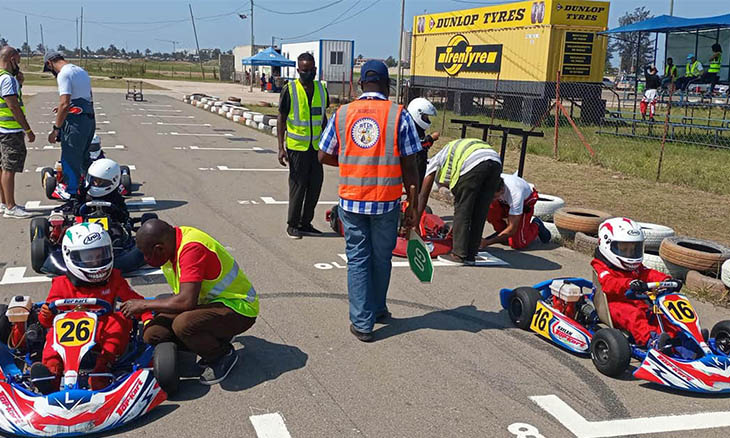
top-left (0, 203), bottom-right (5, 213)
top-left (4, 205), bottom-right (32, 218)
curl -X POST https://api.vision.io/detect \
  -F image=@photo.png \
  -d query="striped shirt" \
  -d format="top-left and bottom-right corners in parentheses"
top-left (319, 92), bottom-right (422, 215)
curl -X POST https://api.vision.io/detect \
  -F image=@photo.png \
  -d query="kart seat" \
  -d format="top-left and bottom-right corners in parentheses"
top-left (592, 269), bottom-right (614, 328)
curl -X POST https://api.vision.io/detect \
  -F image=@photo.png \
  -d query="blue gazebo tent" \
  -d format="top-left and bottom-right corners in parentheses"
top-left (241, 47), bottom-right (295, 67)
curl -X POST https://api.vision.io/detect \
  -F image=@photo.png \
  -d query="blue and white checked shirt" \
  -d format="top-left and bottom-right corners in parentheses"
top-left (319, 92), bottom-right (422, 215)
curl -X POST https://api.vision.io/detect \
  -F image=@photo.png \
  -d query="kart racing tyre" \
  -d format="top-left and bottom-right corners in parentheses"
top-left (154, 342), bottom-right (180, 395)
top-left (638, 222), bottom-right (675, 252)
top-left (685, 270), bottom-right (728, 294)
top-left (642, 249), bottom-right (669, 274)
top-left (29, 217), bottom-right (49, 243)
top-left (659, 236), bottom-right (730, 274)
top-left (533, 194), bottom-right (565, 221)
top-left (41, 168), bottom-right (56, 200)
top-left (0, 304), bottom-right (9, 345)
top-left (31, 235), bottom-right (50, 274)
top-left (508, 287), bottom-right (541, 330)
top-left (722, 260), bottom-right (730, 289)
top-left (553, 207), bottom-right (612, 238)
top-left (710, 320), bottom-right (730, 355)
top-left (574, 232), bottom-right (598, 255)
top-left (120, 165), bottom-right (132, 192)
top-left (590, 328), bottom-right (631, 377)
top-left (141, 213), bottom-right (158, 224)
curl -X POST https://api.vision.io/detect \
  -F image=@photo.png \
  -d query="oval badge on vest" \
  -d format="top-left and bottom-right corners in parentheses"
top-left (351, 117), bottom-right (380, 149)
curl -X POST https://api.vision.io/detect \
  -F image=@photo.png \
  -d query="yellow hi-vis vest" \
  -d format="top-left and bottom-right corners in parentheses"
top-left (686, 60), bottom-right (701, 77)
top-left (709, 53), bottom-right (722, 74)
top-left (437, 139), bottom-right (496, 190)
top-left (161, 226), bottom-right (259, 318)
top-left (286, 79), bottom-right (326, 151)
top-left (664, 64), bottom-right (677, 79)
top-left (0, 70), bottom-right (25, 131)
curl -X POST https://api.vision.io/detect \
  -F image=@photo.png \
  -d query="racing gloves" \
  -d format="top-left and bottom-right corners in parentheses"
top-left (625, 280), bottom-right (649, 300)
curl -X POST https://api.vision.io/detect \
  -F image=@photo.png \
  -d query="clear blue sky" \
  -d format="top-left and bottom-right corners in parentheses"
top-left (2, 0), bottom-right (729, 57)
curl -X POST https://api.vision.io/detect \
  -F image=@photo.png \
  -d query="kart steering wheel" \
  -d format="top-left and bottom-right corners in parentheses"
top-left (47, 298), bottom-right (112, 316)
top-left (78, 200), bottom-right (124, 218)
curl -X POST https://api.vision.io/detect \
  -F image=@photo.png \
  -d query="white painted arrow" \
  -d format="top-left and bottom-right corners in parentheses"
top-left (170, 132), bottom-right (233, 137)
top-left (257, 196), bottom-right (336, 205)
top-left (157, 122), bottom-right (211, 127)
top-left (250, 413), bottom-right (292, 438)
top-left (531, 394), bottom-right (730, 438)
top-left (215, 166), bottom-right (286, 172)
top-left (187, 146), bottom-right (263, 151)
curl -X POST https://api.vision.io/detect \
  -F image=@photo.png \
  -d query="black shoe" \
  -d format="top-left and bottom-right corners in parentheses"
top-left (437, 253), bottom-right (466, 265)
top-left (30, 363), bottom-right (56, 395)
top-left (299, 224), bottom-right (323, 236)
top-left (465, 257), bottom-right (476, 266)
top-left (533, 217), bottom-right (551, 244)
top-left (349, 324), bottom-right (374, 342)
top-left (375, 310), bottom-right (392, 324)
top-left (286, 226), bottom-right (302, 239)
top-left (199, 347), bottom-right (239, 385)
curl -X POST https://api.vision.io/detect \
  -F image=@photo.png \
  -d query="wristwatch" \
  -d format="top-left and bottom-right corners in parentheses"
top-left (52, 125), bottom-right (60, 131)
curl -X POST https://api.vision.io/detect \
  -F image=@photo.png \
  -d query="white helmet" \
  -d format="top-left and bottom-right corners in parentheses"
top-left (407, 97), bottom-right (437, 131)
top-left (62, 223), bottom-right (114, 283)
top-left (85, 158), bottom-right (120, 198)
top-left (89, 135), bottom-right (102, 160)
top-left (598, 218), bottom-right (645, 271)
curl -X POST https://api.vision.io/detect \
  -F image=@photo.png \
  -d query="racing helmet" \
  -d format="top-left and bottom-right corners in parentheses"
top-left (89, 135), bottom-right (102, 160)
top-left (62, 223), bottom-right (114, 283)
top-left (85, 158), bottom-right (120, 198)
top-left (597, 217), bottom-right (645, 271)
top-left (407, 97), bottom-right (437, 131)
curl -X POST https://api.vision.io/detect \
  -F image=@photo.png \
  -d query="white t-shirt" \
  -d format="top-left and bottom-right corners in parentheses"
top-left (426, 144), bottom-right (501, 187)
top-left (56, 64), bottom-right (92, 101)
top-left (0, 73), bottom-right (23, 134)
top-left (499, 173), bottom-right (534, 215)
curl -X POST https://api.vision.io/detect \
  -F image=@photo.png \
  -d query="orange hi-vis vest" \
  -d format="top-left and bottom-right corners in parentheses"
top-left (334, 99), bottom-right (403, 202)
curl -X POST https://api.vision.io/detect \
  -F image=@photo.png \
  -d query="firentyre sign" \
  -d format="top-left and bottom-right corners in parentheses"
top-left (434, 35), bottom-right (502, 76)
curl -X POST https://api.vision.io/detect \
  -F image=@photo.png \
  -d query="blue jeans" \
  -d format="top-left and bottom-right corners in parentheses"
top-left (339, 206), bottom-right (400, 333)
top-left (61, 114), bottom-right (95, 194)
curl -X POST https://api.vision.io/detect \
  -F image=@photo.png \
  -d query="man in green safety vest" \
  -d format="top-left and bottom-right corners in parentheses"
top-left (702, 43), bottom-right (723, 97)
top-left (416, 138), bottom-right (503, 265)
top-left (675, 53), bottom-right (703, 95)
top-left (121, 219), bottom-right (259, 386)
top-left (0, 46), bottom-right (34, 218)
top-left (660, 57), bottom-right (678, 91)
top-left (277, 52), bottom-right (329, 239)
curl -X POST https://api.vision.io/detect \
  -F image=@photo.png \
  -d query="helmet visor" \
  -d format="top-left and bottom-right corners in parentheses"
top-left (68, 246), bottom-right (113, 268)
top-left (610, 241), bottom-right (643, 259)
top-left (86, 175), bottom-right (115, 190)
top-left (420, 114), bottom-right (431, 125)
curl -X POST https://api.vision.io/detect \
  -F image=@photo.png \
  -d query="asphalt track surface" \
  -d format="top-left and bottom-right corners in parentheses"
top-left (3, 92), bottom-right (730, 438)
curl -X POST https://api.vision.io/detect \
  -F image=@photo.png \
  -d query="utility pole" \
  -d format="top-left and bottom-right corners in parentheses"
top-left (669, 0), bottom-right (674, 16)
top-left (189, 4), bottom-right (206, 79)
top-left (79, 7), bottom-right (84, 65)
top-left (250, 0), bottom-right (254, 92)
top-left (76, 18), bottom-right (79, 59)
top-left (24, 16), bottom-right (29, 67)
top-left (40, 24), bottom-right (45, 56)
top-left (395, 0), bottom-right (406, 103)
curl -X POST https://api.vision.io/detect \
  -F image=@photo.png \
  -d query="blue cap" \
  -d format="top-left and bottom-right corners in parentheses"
top-left (360, 60), bottom-right (389, 83)
top-left (686, 53), bottom-right (695, 60)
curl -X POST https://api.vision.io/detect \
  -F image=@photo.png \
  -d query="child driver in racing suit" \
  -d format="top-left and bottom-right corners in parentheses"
top-left (29, 223), bottom-right (151, 394)
top-left (591, 217), bottom-right (681, 350)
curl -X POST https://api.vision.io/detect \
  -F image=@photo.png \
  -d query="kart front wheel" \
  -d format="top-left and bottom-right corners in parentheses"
top-left (508, 287), bottom-right (541, 330)
top-left (120, 165), bottom-right (132, 193)
top-left (591, 328), bottom-right (631, 377)
top-left (29, 217), bottom-right (49, 243)
top-left (710, 320), bottom-right (730, 355)
top-left (0, 305), bottom-right (9, 345)
top-left (30, 236), bottom-right (50, 274)
top-left (43, 174), bottom-right (57, 200)
top-left (153, 342), bottom-right (179, 395)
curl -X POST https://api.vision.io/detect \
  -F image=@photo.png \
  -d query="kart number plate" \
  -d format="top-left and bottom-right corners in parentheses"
top-left (88, 217), bottom-right (109, 230)
top-left (55, 316), bottom-right (96, 347)
top-left (530, 301), bottom-right (553, 339)
top-left (663, 297), bottom-right (696, 324)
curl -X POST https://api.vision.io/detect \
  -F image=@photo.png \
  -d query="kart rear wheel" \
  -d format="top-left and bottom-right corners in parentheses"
top-left (153, 342), bottom-right (179, 395)
top-left (140, 213), bottom-right (158, 224)
top-left (40, 167), bottom-right (53, 186)
top-left (29, 217), bottom-right (49, 243)
top-left (710, 320), bottom-right (730, 355)
top-left (590, 328), bottom-right (631, 377)
top-left (30, 236), bottom-right (50, 274)
top-left (120, 166), bottom-right (132, 193)
top-left (44, 175), bottom-right (57, 200)
top-left (508, 287), bottom-right (541, 330)
top-left (425, 206), bottom-right (433, 215)
top-left (0, 305), bottom-right (9, 344)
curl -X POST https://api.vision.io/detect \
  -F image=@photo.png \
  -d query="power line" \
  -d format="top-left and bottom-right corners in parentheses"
top-left (255, 0), bottom-right (344, 15)
top-left (281, 0), bottom-right (382, 42)
top-left (450, 0), bottom-right (512, 4)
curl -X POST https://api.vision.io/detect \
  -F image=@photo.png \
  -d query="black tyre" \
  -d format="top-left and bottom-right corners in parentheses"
top-left (508, 287), bottom-right (541, 330)
top-left (120, 166), bottom-right (132, 192)
top-left (153, 342), bottom-right (179, 395)
top-left (29, 217), bottom-right (50, 243)
top-left (425, 206), bottom-right (433, 215)
top-left (0, 304), bottom-right (9, 345)
top-left (31, 236), bottom-right (50, 274)
top-left (40, 167), bottom-right (53, 186)
top-left (710, 320), bottom-right (730, 355)
top-left (140, 213), bottom-right (158, 224)
top-left (590, 328), bottom-right (631, 377)
top-left (44, 175), bottom-right (57, 200)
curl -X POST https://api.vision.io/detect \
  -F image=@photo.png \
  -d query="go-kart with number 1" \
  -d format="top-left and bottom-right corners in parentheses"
top-left (500, 277), bottom-right (730, 394)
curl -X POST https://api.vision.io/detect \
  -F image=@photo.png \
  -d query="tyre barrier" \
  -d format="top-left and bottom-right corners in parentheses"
top-left (659, 236), bottom-right (730, 274)
top-left (543, 222), bottom-right (562, 243)
top-left (638, 222), bottom-right (675, 252)
top-left (574, 232), bottom-right (599, 255)
top-left (233, 115), bottom-right (241, 123)
top-left (533, 194), bottom-right (565, 221)
top-left (643, 249), bottom-right (669, 274)
top-left (723, 260), bottom-right (730, 289)
top-left (554, 207), bottom-right (612, 240)
top-left (686, 270), bottom-right (729, 294)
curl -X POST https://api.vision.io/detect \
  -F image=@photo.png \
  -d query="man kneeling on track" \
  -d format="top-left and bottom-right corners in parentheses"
top-left (23, 223), bottom-right (152, 394)
top-left (591, 217), bottom-right (681, 350)
top-left (480, 173), bottom-right (550, 250)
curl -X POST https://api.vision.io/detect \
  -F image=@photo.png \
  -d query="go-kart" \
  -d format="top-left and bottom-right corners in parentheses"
top-left (0, 297), bottom-right (176, 437)
top-left (325, 203), bottom-right (454, 258)
top-left (500, 274), bottom-right (730, 394)
top-left (40, 148), bottom-right (133, 200)
top-left (29, 201), bottom-right (156, 276)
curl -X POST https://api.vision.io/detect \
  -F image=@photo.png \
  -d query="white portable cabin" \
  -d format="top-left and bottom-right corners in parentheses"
top-left (280, 40), bottom-right (355, 98)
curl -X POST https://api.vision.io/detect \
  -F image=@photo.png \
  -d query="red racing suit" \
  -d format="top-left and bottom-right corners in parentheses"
top-left (487, 189), bottom-right (540, 249)
top-left (38, 269), bottom-right (152, 378)
top-left (591, 258), bottom-right (678, 346)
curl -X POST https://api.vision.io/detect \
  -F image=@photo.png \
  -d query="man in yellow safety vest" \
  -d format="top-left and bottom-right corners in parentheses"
top-left (121, 219), bottom-right (259, 386)
top-left (703, 43), bottom-right (723, 97)
top-left (277, 52), bottom-right (329, 239)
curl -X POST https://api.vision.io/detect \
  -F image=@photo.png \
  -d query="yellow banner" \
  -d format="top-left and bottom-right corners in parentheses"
top-left (413, 0), bottom-right (609, 35)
